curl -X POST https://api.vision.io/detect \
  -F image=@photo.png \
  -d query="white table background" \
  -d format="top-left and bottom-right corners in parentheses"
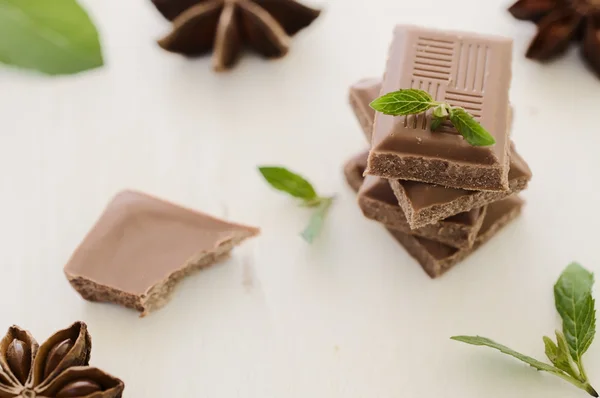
top-left (1, 0), bottom-right (599, 397)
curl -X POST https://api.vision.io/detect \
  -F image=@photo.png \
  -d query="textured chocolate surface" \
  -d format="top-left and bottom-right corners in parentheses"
top-left (388, 195), bottom-right (523, 278)
top-left (345, 151), bottom-right (486, 249)
top-left (366, 25), bottom-right (513, 191)
top-left (64, 190), bottom-right (259, 316)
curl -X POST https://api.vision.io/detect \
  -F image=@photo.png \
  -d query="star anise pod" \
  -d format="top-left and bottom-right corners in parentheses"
top-left (0, 322), bottom-right (124, 398)
top-left (509, 0), bottom-right (600, 76)
top-left (152, 0), bottom-right (321, 71)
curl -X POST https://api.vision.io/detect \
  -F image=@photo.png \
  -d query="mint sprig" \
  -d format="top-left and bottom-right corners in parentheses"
top-left (259, 167), bottom-right (334, 243)
top-left (452, 263), bottom-right (598, 397)
top-left (370, 89), bottom-right (495, 147)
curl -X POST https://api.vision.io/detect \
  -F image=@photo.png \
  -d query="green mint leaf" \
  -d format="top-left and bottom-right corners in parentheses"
top-left (0, 0), bottom-right (103, 75)
top-left (259, 167), bottom-right (318, 201)
top-left (369, 89), bottom-right (437, 116)
top-left (449, 108), bottom-right (496, 147)
top-left (554, 263), bottom-right (596, 363)
top-left (544, 336), bottom-right (559, 364)
top-left (430, 117), bottom-right (444, 132)
top-left (544, 332), bottom-right (581, 379)
top-left (451, 336), bottom-right (561, 373)
top-left (452, 336), bottom-right (599, 396)
top-left (301, 197), bottom-right (333, 243)
top-left (433, 103), bottom-right (450, 118)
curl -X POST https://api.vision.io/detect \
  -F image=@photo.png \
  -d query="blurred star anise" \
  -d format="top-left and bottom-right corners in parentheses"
top-left (152, 0), bottom-right (321, 71)
top-left (0, 322), bottom-right (124, 398)
top-left (509, 0), bottom-right (600, 76)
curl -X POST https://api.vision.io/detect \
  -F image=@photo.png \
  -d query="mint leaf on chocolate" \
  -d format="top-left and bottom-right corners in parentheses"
top-left (0, 0), bottom-right (103, 75)
top-left (452, 263), bottom-right (598, 397)
top-left (370, 89), bottom-right (496, 147)
top-left (369, 89), bottom-right (437, 116)
top-left (259, 166), bottom-right (333, 243)
top-left (449, 108), bottom-right (496, 147)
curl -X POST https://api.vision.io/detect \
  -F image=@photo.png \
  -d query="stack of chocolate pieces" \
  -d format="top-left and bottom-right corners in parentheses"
top-left (345, 25), bottom-right (532, 278)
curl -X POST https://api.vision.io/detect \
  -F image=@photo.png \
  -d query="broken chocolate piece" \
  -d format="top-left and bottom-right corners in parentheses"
top-left (348, 78), bottom-right (382, 142)
top-left (388, 196), bottom-right (524, 278)
top-left (389, 146), bottom-right (531, 228)
top-left (154, 0), bottom-right (321, 71)
top-left (348, 76), bottom-right (531, 228)
top-left (345, 151), bottom-right (486, 249)
top-left (64, 190), bottom-right (259, 316)
top-left (343, 151), bottom-right (368, 193)
top-left (366, 25), bottom-right (513, 191)
top-left (0, 322), bottom-right (123, 398)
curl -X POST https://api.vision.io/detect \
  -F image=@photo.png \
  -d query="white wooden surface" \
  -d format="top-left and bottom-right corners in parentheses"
top-left (1, 0), bottom-right (599, 397)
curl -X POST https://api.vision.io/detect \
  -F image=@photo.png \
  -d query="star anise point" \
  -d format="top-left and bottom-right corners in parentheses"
top-left (509, 0), bottom-right (600, 76)
top-left (0, 322), bottom-right (124, 398)
top-left (153, 0), bottom-right (321, 71)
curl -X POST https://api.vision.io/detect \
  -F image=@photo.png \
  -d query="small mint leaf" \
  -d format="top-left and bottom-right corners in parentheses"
top-left (554, 263), bottom-right (596, 362)
top-left (544, 336), bottom-right (559, 364)
top-left (430, 117), bottom-right (444, 132)
top-left (301, 197), bottom-right (333, 243)
top-left (544, 333), bottom-right (581, 379)
top-left (259, 167), bottom-right (318, 201)
top-left (451, 336), bottom-right (560, 373)
top-left (433, 103), bottom-right (450, 118)
top-left (449, 108), bottom-right (496, 146)
top-left (369, 89), bottom-right (437, 116)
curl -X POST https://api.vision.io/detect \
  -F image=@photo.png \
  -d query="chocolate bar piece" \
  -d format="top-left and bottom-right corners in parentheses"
top-left (387, 195), bottom-right (523, 278)
top-left (349, 78), bottom-right (514, 145)
top-left (64, 190), bottom-right (259, 316)
top-left (349, 77), bottom-right (531, 229)
top-left (349, 77), bottom-right (382, 142)
top-left (345, 151), bottom-right (486, 249)
top-left (390, 146), bottom-right (530, 228)
top-left (344, 151), bottom-right (368, 193)
top-left (366, 25), bottom-right (513, 191)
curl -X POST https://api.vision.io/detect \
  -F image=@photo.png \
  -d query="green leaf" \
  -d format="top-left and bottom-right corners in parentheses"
top-left (430, 117), bottom-right (444, 132)
top-left (433, 103), bottom-right (450, 118)
top-left (449, 108), bottom-right (496, 147)
top-left (451, 336), bottom-right (561, 374)
top-left (259, 167), bottom-right (318, 201)
top-left (554, 263), bottom-right (596, 362)
top-left (301, 197), bottom-right (333, 243)
top-left (544, 332), bottom-right (580, 379)
top-left (544, 336), bottom-right (559, 364)
top-left (369, 89), bottom-right (437, 116)
top-left (0, 0), bottom-right (103, 75)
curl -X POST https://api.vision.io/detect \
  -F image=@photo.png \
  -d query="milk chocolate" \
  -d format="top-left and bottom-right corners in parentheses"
top-left (345, 152), bottom-right (486, 249)
top-left (349, 78), bottom-right (514, 145)
top-left (387, 195), bottom-right (524, 278)
top-left (64, 190), bottom-right (259, 316)
top-left (366, 25), bottom-right (513, 191)
top-left (348, 78), bottom-right (381, 142)
top-left (390, 146), bottom-right (531, 228)
top-left (349, 77), bottom-right (531, 229)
